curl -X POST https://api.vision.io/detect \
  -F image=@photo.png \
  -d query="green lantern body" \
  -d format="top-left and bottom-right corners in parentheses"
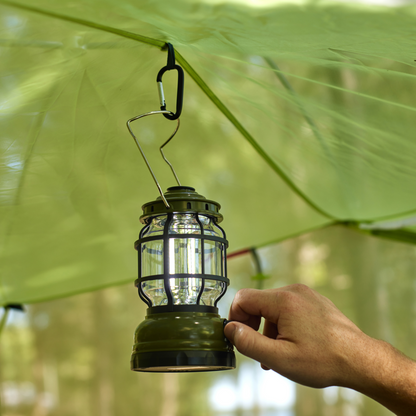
top-left (131, 186), bottom-right (236, 372)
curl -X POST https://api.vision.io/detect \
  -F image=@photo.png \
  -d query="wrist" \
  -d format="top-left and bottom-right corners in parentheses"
top-left (340, 335), bottom-right (416, 415)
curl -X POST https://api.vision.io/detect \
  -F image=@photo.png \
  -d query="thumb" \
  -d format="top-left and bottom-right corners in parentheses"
top-left (224, 322), bottom-right (280, 367)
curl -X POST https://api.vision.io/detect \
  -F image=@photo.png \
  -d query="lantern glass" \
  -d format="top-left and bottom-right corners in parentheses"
top-left (200, 215), bottom-right (226, 306)
top-left (141, 215), bottom-right (166, 305)
top-left (168, 213), bottom-right (201, 235)
top-left (140, 212), bottom-right (227, 307)
top-left (143, 215), bottom-right (166, 237)
top-left (199, 215), bottom-right (224, 237)
top-left (169, 238), bottom-right (202, 274)
top-left (141, 239), bottom-right (164, 277)
top-left (204, 240), bottom-right (222, 275)
top-left (167, 213), bottom-right (202, 305)
top-left (200, 279), bottom-right (225, 306)
top-left (142, 279), bottom-right (167, 306)
top-left (170, 276), bottom-right (203, 305)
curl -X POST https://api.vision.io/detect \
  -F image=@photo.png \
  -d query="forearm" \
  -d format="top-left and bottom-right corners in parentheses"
top-left (343, 335), bottom-right (416, 416)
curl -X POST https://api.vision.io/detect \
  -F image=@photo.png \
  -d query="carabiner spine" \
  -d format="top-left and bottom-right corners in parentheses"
top-left (157, 81), bottom-right (166, 109)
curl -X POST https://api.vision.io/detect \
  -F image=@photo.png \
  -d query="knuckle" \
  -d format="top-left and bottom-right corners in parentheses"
top-left (278, 285), bottom-right (311, 309)
top-left (234, 288), bottom-right (252, 303)
top-left (291, 283), bottom-right (310, 293)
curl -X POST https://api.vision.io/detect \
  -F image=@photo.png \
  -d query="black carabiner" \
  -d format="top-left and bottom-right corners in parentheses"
top-left (157, 43), bottom-right (184, 121)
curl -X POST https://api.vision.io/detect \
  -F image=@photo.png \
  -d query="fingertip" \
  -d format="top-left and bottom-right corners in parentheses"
top-left (224, 321), bottom-right (238, 344)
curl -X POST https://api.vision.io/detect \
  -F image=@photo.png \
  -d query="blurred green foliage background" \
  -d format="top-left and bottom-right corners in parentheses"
top-left (2, 225), bottom-right (415, 416)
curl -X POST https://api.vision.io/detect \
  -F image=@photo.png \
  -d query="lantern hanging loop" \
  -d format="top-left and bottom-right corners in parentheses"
top-left (126, 110), bottom-right (181, 209)
top-left (157, 43), bottom-right (184, 121)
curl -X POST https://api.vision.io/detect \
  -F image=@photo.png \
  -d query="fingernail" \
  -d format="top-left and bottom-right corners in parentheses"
top-left (224, 321), bottom-right (237, 343)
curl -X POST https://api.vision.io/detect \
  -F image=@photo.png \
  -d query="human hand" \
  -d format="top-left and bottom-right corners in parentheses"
top-left (224, 284), bottom-right (376, 389)
top-left (224, 284), bottom-right (416, 415)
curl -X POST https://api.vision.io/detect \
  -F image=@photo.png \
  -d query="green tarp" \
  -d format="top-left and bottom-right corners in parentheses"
top-left (1, 0), bottom-right (416, 305)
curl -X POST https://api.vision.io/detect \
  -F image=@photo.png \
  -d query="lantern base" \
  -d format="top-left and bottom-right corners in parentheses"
top-left (131, 350), bottom-right (235, 372)
top-left (131, 311), bottom-right (236, 372)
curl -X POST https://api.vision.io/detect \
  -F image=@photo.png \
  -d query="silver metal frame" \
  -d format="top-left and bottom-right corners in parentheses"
top-left (126, 110), bottom-right (181, 208)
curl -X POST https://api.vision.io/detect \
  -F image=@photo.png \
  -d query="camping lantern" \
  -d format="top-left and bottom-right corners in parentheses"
top-left (127, 43), bottom-right (235, 372)
top-left (130, 186), bottom-right (236, 372)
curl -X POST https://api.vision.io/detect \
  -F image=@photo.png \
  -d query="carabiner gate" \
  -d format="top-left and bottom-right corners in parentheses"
top-left (157, 43), bottom-right (184, 121)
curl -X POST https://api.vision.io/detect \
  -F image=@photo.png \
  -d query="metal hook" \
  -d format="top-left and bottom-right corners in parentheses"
top-left (126, 110), bottom-right (181, 208)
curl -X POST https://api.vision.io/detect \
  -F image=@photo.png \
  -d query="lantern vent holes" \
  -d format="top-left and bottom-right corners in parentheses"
top-left (151, 206), bottom-right (154, 212)
top-left (187, 202), bottom-right (191, 209)
top-left (205, 203), bottom-right (209, 210)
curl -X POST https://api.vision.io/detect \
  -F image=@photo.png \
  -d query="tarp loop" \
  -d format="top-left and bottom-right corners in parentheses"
top-left (165, 42), bottom-right (176, 70)
top-left (157, 43), bottom-right (184, 121)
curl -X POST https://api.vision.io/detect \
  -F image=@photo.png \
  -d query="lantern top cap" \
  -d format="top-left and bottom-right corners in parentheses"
top-left (140, 186), bottom-right (223, 224)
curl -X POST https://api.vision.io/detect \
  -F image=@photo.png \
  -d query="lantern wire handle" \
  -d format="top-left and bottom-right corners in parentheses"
top-left (160, 131), bottom-right (182, 187)
top-left (126, 110), bottom-right (181, 209)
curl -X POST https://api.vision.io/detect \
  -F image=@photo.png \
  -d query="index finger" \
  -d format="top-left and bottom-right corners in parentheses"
top-left (228, 288), bottom-right (282, 329)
